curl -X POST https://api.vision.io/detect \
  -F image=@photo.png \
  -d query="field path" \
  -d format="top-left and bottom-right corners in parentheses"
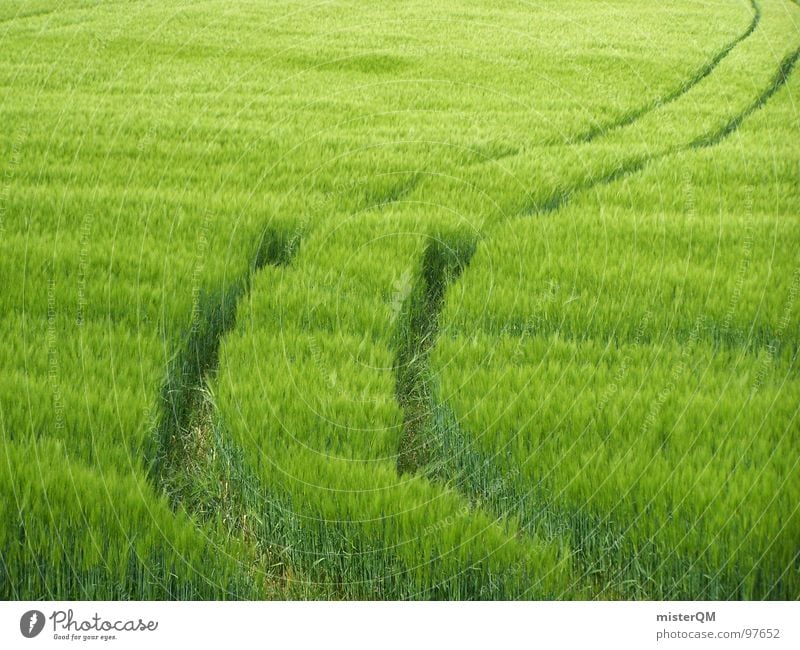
top-left (196, 0), bottom-right (800, 599)
top-left (393, 11), bottom-right (800, 597)
top-left (572, 0), bottom-right (762, 144)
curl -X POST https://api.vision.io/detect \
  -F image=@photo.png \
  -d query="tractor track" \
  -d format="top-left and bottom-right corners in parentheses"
top-left (144, 2), bottom-right (799, 598)
top-left (570, 0), bottom-right (762, 144)
top-left (391, 40), bottom-right (800, 597)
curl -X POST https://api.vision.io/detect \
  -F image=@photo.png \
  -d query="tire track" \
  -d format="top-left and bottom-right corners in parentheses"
top-left (148, 225), bottom-right (300, 514)
top-left (147, 173), bottom-right (419, 502)
top-left (692, 45), bottom-right (800, 147)
top-left (393, 233), bottom-right (476, 474)
top-left (145, 174), bottom-right (431, 597)
top-left (570, 0), bottom-right (761, 144)
top-left (530, 45), bottom-right (800, 216)
top-left (392, 43), bottom-right (800, 595)
top-left (143, 10), bottom-right (796, 596)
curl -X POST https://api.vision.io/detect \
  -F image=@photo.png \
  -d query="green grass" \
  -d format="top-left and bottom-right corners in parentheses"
top-left (431, 38), bottom-right (800, 599)
top-left (1, 0), bottom-right (798, 599)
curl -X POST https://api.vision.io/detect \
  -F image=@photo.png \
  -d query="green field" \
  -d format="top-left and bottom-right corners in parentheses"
top-left (1, 0), bottom-right (798, 600)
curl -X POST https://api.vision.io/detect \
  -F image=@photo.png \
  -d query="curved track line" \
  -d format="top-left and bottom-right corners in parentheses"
top-left (395, 43), bottom-right (800, 596)
top-left (149, 226), bottom-right (299, 503)
top-left (143, 9), bottom-right (798, 598)
top-left (530, 45), bottom-right (800, 215)
top-left (0, 8), bottom-right (60, 26)
top-left (570, 0), bottom-right (761, 144)
top-left (693, 45), bottom-right (800, 147)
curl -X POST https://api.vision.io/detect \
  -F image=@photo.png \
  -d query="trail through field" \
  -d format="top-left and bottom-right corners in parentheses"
top-left (137, 0), bottom-right (800, 598)
top-left (4, 0), bottom-right (797, 601)
top-left (571, 0), bottom-right (762, 144)
top-left (184, 2), bottom-right (800, 599)
top-left (529, 45), bottom-right (800, 215)
top-left (150, 226), bottom-right (299, 513)
top-left (391, 32), bottom-right (800, 597)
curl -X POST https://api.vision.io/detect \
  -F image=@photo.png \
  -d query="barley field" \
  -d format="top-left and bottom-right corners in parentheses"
top-left (1, 0), bottom-right (798, 600)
